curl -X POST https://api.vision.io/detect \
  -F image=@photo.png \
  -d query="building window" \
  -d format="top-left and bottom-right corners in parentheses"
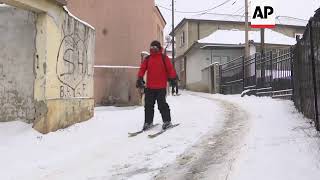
top-left (180, 31), bottom-right (185, 47)
top-left (221, 56), bottom-right (230, 64)
top-left (211, 56), bottom-right (229, 64)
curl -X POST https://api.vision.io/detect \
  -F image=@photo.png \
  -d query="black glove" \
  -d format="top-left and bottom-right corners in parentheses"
top-left (169, 78), bottom-right (177, 87)
top-left (136, 78), bottom-right (145, 88)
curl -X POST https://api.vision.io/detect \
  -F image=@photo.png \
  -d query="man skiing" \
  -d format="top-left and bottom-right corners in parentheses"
top-left (136, 40), bottom-right (177, 131)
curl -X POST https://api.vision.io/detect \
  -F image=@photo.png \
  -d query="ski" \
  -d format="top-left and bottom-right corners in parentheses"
top-left (148, 124), bottom-right (180, 138)
top-left (128, 123), bottom-right (160, 137)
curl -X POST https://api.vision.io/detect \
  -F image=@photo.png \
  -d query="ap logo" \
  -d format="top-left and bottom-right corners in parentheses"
top-left (251, 0), bottom-right (276, 28)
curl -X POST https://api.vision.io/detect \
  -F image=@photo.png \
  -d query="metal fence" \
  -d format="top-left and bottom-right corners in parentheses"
top-left (219, 10), bottom-right (320, 131)
top-left (220, 56), bottom-right (244, 94)
top-left (293, 13), bottom-right (320, 131)
top-left (220, 48), bottom-right (293, 98)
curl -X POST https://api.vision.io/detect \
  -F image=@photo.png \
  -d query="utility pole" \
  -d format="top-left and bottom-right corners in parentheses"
top-left (261, 28), bottom-right (265, 84)
top-left (171, 0), bottom-right (175, 65)
top-left (261, 28), bottom-right (265, 55)
top-left (245, 0), bottom-right (249, 59)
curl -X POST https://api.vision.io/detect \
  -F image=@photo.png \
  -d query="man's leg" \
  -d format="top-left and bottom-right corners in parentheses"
top-left (156, 89), bottom-right (171, 123)
top-left (144, 89), bottom-right (156, 125)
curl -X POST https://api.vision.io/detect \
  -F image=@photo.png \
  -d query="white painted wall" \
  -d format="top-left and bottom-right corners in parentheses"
top-left (186, 46), bottom-right (244, 85)
top-left (186, 49), bottom-right (211, 85)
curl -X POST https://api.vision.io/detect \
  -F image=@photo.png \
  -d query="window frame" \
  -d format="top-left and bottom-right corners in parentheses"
top-left (180, 31), bottom-right (185, 47)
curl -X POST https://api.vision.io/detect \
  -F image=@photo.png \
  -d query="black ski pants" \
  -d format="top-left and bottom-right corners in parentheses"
top-left (144, 88), bottom-right (171, 124)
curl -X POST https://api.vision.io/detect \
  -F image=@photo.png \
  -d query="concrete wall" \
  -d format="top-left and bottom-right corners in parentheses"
top-left (33, 9), bottom-right (95, 133)
top-left (0, 6), bottom-right (36, 123)
top-left (200, 67), bottom-right (210, 93)
top-left (212, 64), bottom-right (220, 94)
top-left (94, 68), bottom-right (139, 106)
top-left (67, 0), bottom-right (166, 106)
top-left (201, 63), bottom-right (220, 94)
top-left (1, 0), bottom-right (96, 134)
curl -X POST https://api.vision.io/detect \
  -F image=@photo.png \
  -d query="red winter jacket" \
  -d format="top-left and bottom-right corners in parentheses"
top-left (138, 49), bottom-right (176, 89)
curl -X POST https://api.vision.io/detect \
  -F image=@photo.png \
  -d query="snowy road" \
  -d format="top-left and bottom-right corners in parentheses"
top-left (192, 92), bottom-right (320, 180)
top-left (0, 92), bottom-right (226, 180)
top-left (1, 91), bottom-right (320, 180)
top-left (155, 93), bottom-right (249, 180)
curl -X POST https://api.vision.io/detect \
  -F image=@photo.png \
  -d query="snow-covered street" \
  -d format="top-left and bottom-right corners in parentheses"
top-left (159, 92), bottom-right (320, 180)
top-left (1, 91), bottom-right (320, 180)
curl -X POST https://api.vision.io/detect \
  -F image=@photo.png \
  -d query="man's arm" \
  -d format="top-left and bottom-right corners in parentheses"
top-left (138, 59), bottom-right (148, 78)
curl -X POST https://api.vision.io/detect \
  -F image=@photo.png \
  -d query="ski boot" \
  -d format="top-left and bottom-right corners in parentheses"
top-left (143, 122), bottom-right (153, 131)
top-left (162, 121), bottom-right (172, 130)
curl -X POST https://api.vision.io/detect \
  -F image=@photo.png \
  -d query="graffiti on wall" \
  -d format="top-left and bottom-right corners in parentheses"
top-left (57, 15), bottom-right (93, 99)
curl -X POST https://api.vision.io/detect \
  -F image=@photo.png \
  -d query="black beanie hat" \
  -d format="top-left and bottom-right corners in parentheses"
top-left (150, 40), bottom-right (161, 49)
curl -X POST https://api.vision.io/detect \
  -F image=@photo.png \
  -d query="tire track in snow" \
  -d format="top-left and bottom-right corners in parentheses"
top-left (155, 93), bottom-right (250, 180)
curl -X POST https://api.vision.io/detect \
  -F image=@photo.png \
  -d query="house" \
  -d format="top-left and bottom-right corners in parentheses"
top-left (180, 29), bottom-right (297, 92)
top-left (0, 0), bottom-right (95, 133)
top-left (172, 13), bottom-right (307, 91)
top-left (67, 0), bottom-right (166, 106)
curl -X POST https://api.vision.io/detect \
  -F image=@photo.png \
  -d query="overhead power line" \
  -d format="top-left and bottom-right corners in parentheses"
top-left (157, 0), bottom-right (234, 14)
top-left (276, 16), bottom-right (308, 21)
top-left (232, 6), bottom-right (245, 15)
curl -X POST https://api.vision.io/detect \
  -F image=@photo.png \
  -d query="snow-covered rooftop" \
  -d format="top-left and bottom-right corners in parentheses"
top-left (275, 16), bottom-right (309, 27)
top-left (198, 29), bottom-right (296, 46)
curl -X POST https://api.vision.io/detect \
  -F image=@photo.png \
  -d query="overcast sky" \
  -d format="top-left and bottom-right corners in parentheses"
top-left (156, 0), bottom-right (320, 35)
